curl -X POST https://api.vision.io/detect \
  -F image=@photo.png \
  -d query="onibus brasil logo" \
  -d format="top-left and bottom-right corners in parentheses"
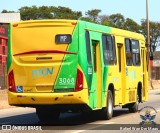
top-left (138, 106), bottom-right (157, 125)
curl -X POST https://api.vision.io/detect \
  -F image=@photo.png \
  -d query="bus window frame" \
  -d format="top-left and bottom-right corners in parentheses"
top-left (102, 34), bottom-right (116, 66)
top-left (125, 38), bottom-right (133, 66)
top-left (85, 31), bottom-right (92, 65)
top-left (131, 39), bottom-right (141, 66)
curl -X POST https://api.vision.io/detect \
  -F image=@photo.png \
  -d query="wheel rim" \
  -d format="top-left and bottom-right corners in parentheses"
top-left (137, 94), bottom-right (139, 103)
top-left (108, 96), bottom-right (113, 114)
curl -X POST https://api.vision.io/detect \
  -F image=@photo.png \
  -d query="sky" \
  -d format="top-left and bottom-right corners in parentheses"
top-left (0, 0), bottom-right (160, 24)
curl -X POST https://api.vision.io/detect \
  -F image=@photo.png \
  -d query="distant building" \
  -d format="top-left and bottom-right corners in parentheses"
top-left (0, 13), bottom-right (21, 89)
top-left (151, 51), bottom-right (160, 80)
top-left (0, 13), bottom-right (20, 24)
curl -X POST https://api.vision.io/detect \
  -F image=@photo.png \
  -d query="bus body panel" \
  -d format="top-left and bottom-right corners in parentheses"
top-left (9, 20), bottom-right (79, 93)
top-left (8, 20), bottom-right (148, 112)
top-left (8, 87), bottom-right (88, 105)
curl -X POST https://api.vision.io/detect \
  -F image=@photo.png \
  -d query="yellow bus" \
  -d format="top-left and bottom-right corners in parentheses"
top-left (8, 20), bottom-right (148, 121)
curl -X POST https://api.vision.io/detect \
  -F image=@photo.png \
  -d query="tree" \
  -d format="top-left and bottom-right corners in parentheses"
top-left (38, 6), bottom-right (53, 19)
top-left (109, 13), bottom-right (125, 29)
top-left (53, 6), bottom-right (82, 20)
top-left (85, 9), bottom-right (101, 22)
top-left (1, 9), bottom-right (15, 13)
top-left (124, 18), bottom-right (140, 32)
top-left (99, 15), bottom-right (113, 27)
top-left (141, 20), bottom-right (160, 59)
top-left (19, 6), bottom-right (40, 20)
top-left (19, 6), bottom-right (82, 20)
top-left (79, 17), bottom-right (94, 23)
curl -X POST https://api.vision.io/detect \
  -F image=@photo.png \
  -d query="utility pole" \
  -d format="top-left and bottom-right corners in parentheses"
top-left (146, 0), bottom-right (150, 77)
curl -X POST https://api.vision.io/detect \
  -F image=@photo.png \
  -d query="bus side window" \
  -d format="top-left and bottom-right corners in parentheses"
top-left (102, 34), bottom-right (116, 65)
top-left (132, 40), bottom-right (140, 66)
top-left (125, 38), bottom-right (132, 66)
top-left (85, 31), bottom-right (92, 64)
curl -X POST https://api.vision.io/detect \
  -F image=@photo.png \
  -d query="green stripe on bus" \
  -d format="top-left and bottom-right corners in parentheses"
top-left (7, 24), bottom-right (12, 72)
top-left (54, 22), bottom-right (79, 89)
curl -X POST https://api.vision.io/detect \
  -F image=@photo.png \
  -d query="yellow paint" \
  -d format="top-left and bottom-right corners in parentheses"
top-left (111, 28), bottom-right (145, 42)
top-left (104, 28), bottom-right (148, 106)
top-left (10, 20), bottom-right (77, 93)
top-left (8, 20), bottom-right (148, 109)
top-left (95, 42), bottom-right (102, 108)
top-left (8, 88), bottom-right (88, 105)
top-left (109, 28), bottom-right (148, 105)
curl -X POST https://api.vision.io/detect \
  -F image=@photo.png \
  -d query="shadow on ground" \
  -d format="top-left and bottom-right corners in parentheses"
top-left (0, 109), bottom-right (130, 126)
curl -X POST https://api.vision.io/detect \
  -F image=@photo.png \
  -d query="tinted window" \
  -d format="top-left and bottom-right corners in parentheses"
top-left (132, 40), bottom-right (140, 66)
top-left (102, 34), bottom-right (116, 65)
top-left (125, 38), bottom-right (132, 66)
top-left (85, 31), bottom-right (92, 64)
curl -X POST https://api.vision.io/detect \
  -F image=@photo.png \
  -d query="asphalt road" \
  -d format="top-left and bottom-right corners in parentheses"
top-left (0, 89), bottom-right (160, 133)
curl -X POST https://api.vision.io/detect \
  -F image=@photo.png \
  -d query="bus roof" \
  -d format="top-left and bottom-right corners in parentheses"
top-left (11, 19), bottom-right (78, 27)
top-left (78, 20), bottom-right (145, 41)
top-left (11, 19), bottom-right (145, 41)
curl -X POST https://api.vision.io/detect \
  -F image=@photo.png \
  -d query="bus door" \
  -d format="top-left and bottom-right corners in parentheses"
top-left (117, 43), bottom-right (126, 104)
top-left (91, 40), bottom-right (103, 109)
top-left (141, 48), bottom-right (147, 100)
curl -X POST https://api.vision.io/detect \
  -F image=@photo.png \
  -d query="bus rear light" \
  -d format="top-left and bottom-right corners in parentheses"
top-left (71, 22), bottom-right (77, 25)
top-left (8, 70), bottom-right (16, 92)
top-left (75, 69), bottom-right (83, 92)
top-left (13, 24), bottom-right (18, 27)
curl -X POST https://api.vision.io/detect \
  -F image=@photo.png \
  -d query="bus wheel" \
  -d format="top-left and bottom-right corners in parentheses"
top-left (101, 90), bottom-right (113, 120)
top-left (128, 94), bottom-right (139, 113)
top-left (36, 108), bottom-right (60, 122)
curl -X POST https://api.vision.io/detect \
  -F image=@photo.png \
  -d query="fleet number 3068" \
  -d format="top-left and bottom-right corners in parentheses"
top-left (59, 78), bottom-right (75, 85)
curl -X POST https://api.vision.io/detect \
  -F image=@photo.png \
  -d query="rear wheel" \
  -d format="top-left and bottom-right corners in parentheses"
top-left (36, 108), bottom-right (60, 122)
top-left (101, 90), bottom-right (113, 120)
top-left (128, 94), bottom-right (139, 113)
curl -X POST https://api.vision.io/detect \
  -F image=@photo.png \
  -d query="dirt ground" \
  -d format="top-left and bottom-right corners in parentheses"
top-left (0, 89), bottom-right (16, 109)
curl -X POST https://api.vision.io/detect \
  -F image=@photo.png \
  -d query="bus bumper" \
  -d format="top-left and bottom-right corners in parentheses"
top-left (8, 89), bottom-right (89, 106)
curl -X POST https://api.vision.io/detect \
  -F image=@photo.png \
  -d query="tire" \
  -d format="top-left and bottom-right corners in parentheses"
top-left (101, 90), bottom-right (113, 120)
top-left (36, 108), bottom-right (60, 122)
top-left (128, 94), bottom-right (139, 113)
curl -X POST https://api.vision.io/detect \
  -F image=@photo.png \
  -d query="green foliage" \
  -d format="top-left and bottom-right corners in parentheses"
top-left (109, 13), bottom-right (125, 29)
top-left (39, 6), bottom-right (53, 19)
top-left (141, 20), bottom-right (160, 52)
top-left (85, 9), bottom-right (101, 22)
top-left (99, 15), bottom-right (113, 27)
top-left (52, 6), bottom-right (82, 20)
top-left (19, 6), bottom-right (40, 20)
top-left (1, 9), bottom-right (15, 13)
top-left (1, 6), bottom-right (160, 51)
top-left (99, 14), bottom-right (140, 32)
top-left (18, 6), bottom-right (82, 20)
top-left (124, 18), bottom-right (140, 32)
top-left (79, 17), bottom-right (96, 23)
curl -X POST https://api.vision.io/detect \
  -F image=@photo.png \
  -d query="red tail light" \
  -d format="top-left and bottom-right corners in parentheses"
top-left (8, 70), bottom-right (16, 92)
top-left (75, 69), bottom-right (83, 92)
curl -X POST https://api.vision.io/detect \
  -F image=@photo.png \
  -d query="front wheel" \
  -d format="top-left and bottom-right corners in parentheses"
top-left (101, 90), bottom-right (113, 120)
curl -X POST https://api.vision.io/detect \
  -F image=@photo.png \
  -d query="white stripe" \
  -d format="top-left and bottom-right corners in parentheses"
top-left (104, 122), bottom-right (115, 124)
top-left (0, 122), bottom-right (11, 125)
top-left (157, 109), bottom-right (160, 112)
top-left (72, 122), bottom-right (115, 133)
top-left (150, 108), bottom-right (160, 114)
